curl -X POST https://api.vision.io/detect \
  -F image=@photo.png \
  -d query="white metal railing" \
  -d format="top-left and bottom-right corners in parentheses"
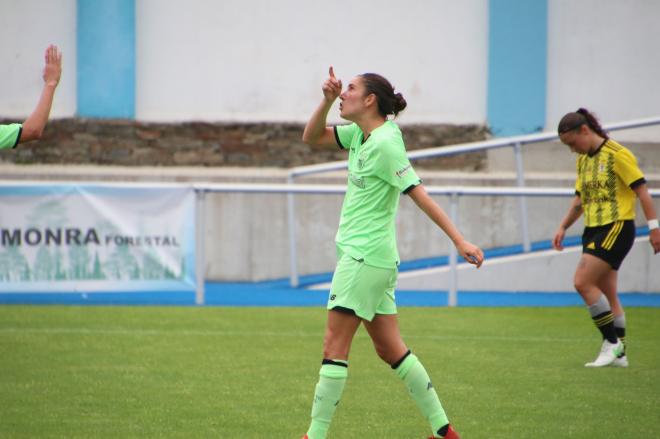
top-left (195, 184), bottom-right (584, 305)
top-left (191, 184), bottom-right (659, 306)
top-left (285, 116), bottom-right (660, 287)
top-left (1, 180), bottom-right (658, 306)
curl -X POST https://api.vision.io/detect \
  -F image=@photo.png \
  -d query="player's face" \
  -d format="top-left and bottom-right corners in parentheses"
top-left (339, 76), bottom-right (370, 121)
top-left (559, 126), bottom-right (591, 154)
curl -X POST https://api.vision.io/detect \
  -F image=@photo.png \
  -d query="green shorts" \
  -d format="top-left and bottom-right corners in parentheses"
top-left (327, 251), bottom-right (398, 321)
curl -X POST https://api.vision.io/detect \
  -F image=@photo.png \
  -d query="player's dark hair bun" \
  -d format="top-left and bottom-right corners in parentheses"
top-left (393, 92), bottom-right (407, 115)
top-left (360, 73), bottom-right (407, 117)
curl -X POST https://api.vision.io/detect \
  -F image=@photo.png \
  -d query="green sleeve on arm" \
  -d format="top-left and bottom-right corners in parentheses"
top-left (375, 141), bottom-right (421, 192)
top-left (335, 123), bottom-right (359, 150)
top-left (0, 123), bottom-right (22, 149)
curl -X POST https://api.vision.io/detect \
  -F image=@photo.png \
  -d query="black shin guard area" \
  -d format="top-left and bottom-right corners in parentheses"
top-left (436, 424), bottom-right (449, 437)
top-left (321, 359), bottom-right (348, 367)
top-left (390, 349), bottom-right (412, 369)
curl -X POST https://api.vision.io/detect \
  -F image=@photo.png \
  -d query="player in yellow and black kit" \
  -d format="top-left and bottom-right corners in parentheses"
top-left (553, 108), bottom-right (660, 368)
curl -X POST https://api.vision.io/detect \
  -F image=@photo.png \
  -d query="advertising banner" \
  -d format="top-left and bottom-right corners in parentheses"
top-left (0, 184), bottom-right (196, 293)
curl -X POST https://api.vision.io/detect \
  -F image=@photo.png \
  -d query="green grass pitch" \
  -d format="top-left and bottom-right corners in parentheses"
top-left (1, 306), bottom-right (659, 438)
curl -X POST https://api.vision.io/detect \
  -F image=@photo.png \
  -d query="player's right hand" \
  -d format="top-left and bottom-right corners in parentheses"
top-left (649, 228), bottom-right (660, 254)
top-left (457, 240), bottom-right (484, 268)
top-left (552, 227), bottom-right (565, 251)
top-left (322, 66), bottom-right (342, 103)
top-left (43, 44), bottom-right (62, 87)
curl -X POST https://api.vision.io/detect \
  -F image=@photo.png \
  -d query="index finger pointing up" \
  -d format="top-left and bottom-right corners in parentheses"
top-left (329, 66), bottom-right (335, 79)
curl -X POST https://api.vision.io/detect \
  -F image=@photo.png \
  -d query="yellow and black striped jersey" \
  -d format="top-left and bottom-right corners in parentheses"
top-left (575, 139), bottom-right (645, 227)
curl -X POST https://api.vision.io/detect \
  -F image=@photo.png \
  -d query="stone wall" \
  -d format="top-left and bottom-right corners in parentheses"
top-left (0, 118), bottom-right (489, 170)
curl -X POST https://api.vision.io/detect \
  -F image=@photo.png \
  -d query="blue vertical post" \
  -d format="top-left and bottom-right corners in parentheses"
top-left (77, 0), bottom-right (135, 118)
top-left (487, 0), bottom-right (547, 136)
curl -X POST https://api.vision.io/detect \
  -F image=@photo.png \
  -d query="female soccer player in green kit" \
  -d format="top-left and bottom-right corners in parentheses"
top-left (553, 108), bottom-right (660, 368)
top-left (300, 67), bottom-right (484, 439)
top-left (0, 45), bottom-right (62, 150)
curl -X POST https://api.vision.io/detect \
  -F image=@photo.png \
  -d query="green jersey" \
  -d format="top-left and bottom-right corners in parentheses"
top-left (0, 123), bottom-right (22, 149)
top-left (334, 121), bottom-right (421, 268)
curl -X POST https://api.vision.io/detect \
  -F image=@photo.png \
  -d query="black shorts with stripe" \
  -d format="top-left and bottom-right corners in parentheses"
top-left (582, 220), bottom-right (635, 270)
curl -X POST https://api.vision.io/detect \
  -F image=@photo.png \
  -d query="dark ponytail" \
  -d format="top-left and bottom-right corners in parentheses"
top-left (393, 92), bottom-right (407, 116)
top-left (360, 73), bottom-right (407, 118)
top-left (557, 108), bottom-right (608, 139)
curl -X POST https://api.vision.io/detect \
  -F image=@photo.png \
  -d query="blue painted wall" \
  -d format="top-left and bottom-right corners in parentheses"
top-left (77, 0), bottom-right (135, 118)
top-left (488, 0), bottom-right (547, 136)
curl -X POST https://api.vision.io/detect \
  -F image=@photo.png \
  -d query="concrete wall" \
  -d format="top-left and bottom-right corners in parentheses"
top-left (0, 0), bottom-right (488, 123)
top-left (547, 0), bottom-right (660, 141)
top-left (134, 0), bottom-right (487, 124)
top-left (200, 171), bottom-right (658, 282)
top-left (396, 237), bottom-right (660, 293)
top-left (2, 0), bottom-right (659, 138)
top-left (487, 138), bottom-right (660, 175)
top-left (3, 162), bottom-right (657, 282)
top-left (0, 0), bottom-right (77, 119)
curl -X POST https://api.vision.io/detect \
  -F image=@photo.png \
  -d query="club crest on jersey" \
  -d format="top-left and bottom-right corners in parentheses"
top-left (358, 153), bottom-right (366, 169)
top-left (349, 173), bottom-right (365, 189)
top-left (599, 163), bottom-right (605, 173)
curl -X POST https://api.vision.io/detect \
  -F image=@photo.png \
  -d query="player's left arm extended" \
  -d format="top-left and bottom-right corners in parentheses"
top-left (407, 184), bottom-right (483, 267)
top-left (633, 182), bottom-right (660, 254)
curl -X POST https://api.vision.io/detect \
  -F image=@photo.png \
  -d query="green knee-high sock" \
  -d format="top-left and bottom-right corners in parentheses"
top-left (394, 352), bottom-right (449, 436)
top-left (307, 360), bottom-right (348, 439)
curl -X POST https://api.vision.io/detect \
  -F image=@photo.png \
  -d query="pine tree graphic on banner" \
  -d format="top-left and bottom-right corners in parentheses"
top-left (106, 245), bottom-right (138, 280)
top-left (54, 248), bottom-right (66, 280)
top-left (143, 251), bottom-right (164, 280)
top-left (34, 246), bottom-right (55, 280)
top-left (28, 199), bottom-right (68, 279)
top-left (0, 251), bottom-right (8, 281)
top-left (68, 244), bottom-right (91, 280)
top-left (4, 246), bottom-right (29, 281)
top-left (92, 252), bottom-right (105, 280)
